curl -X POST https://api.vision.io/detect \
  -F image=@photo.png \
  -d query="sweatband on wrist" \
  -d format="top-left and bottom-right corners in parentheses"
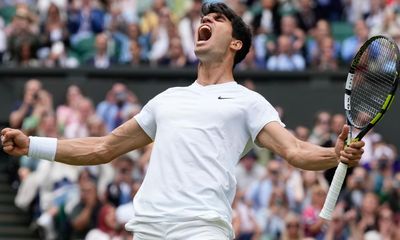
top-left (28, 136), bottom-right (58, 161)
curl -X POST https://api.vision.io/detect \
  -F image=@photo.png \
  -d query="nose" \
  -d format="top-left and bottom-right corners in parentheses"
top-left (202, 15), bottom-right (213, 24)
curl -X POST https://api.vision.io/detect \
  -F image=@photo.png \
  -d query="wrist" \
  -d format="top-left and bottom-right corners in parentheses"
top-left (28, 136), bottom-right (58, 161)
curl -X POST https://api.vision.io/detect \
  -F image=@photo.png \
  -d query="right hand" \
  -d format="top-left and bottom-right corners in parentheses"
top-left (1, 128), bottom-right (30, 157)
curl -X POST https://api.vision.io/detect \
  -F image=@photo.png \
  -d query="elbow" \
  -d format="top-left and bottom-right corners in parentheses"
top-left (284, 149), bottom-right (302, 168)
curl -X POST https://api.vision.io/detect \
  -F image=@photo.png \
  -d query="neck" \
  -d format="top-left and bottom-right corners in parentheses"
top-left (196, 60), bottom-right (235, 86)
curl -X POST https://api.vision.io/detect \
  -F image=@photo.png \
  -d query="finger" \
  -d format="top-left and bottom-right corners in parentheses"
top-left (2, 141), bottom-right (14, 148)
top-left (349, 141), bottom-right (365, 148)
top-left (3, 145), bottom-right (14, 153)
top-left (1, 128), bottom-right (12, 136)
top-left (344, 146), bottom-right (364, 155)
top-left (338, 125), bottom-right (349, 142)
top-left (340, 157), bottom-right (359, 167)
top-left (3, 130), bottom-right (21, 142)
top-left (340, 150), bottom-right (363, 161)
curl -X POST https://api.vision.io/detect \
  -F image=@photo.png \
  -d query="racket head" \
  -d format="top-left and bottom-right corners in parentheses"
top-left (344, 35), bottom-right (399, 139)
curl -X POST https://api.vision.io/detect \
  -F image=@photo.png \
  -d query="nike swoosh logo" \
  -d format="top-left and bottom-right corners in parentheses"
top-left (218, 96), bottom-right (234, 100)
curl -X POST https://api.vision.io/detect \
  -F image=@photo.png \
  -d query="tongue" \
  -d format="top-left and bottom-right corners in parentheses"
top-left (199, 26), bottom-right (212, 41)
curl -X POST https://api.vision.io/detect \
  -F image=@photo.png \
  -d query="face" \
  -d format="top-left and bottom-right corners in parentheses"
top-left (194, 12), bottom-right (236, 63)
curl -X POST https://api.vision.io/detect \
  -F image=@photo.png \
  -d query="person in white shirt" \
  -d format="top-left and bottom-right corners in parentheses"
top-left (1, 2), bottom-right (365, 240)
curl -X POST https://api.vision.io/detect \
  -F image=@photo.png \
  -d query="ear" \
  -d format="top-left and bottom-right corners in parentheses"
top-left (230, 40), bottom-right (243, 51)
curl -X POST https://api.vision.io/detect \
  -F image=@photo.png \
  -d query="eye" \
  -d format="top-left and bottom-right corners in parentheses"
top-left (215, 15), bottom-right (224, 22)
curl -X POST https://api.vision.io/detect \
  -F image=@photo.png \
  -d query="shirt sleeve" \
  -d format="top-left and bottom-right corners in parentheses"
top-left (134, 98), bottom-right (157, 140)
top-left (246, 93), bottom-right (285, 142)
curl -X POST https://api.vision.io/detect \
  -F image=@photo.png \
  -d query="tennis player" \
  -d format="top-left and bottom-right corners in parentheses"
top-left (1, 3), bottom-right (364, 240)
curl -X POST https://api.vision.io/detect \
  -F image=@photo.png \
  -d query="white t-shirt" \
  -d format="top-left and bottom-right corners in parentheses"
top-left (126, 81), bottom-right (283, 235)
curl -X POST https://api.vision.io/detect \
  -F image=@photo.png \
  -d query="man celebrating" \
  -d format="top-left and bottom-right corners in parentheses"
top-left (1, 3), bottom-right (364, 240)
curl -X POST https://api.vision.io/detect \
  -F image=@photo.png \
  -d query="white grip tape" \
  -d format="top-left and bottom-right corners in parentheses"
top-left (28, 136), bottom-right (58, 161)
top-left (345, 73), bottom-right (354, 90)
top-left (319, 162), bottom-right (348, 220)
top-left (344, 94), bottom-right (351, 110)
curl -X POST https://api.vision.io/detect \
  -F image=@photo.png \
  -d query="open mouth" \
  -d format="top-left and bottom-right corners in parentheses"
top-left (198, 25), bottom-right (212, 42)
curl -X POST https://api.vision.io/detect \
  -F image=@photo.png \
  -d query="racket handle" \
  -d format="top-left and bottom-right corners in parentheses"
top-left (319, 162), bottom-right (348, 220)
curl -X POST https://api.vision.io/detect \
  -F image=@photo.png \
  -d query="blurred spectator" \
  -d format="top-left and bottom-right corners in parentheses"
top-left (278, 15), bottom-right (305, 54)
top-left (232, 190), bottom-right (261, 240)
top-left (68, 178), bottom-right (102, 239)
top-left (86, 32), bottom-right (117, 68)
top-left (246, 159), bottom-right (291, 211)
top-left (85, 203), bottom-right (122, 240)
top-left (235, 150), bottom-right (265, 192)
top-left (21, 89), bottom-right (54, 136)
top-left (343, 0), bottom-right (370, 24)
top-left (40, 3), bottom-right (69, 55)
top-left (308, 111), bottom-right (332, 146)
top-left (377, 206), bottom-right (397, 240)
top-left (178, 0), bottom-right (202, 63)
top-left (64, 97), bottom-right (94, 138)
top-left (148, 7), bottom-right (178, 64)
top-left (252, 0), bottom-right (280, 36)
top-left (295, 0), bottom-right (317, 34)
top-left (56, 84), bottom-right (84, 135)
top-left (301, 185), bottom-right (327, 239)
top-left (311, 36), bottom-right (338, 71)
top-left (281, 212), bottom-right (304, 240)
top-left (127, 39), bottom-right (149, 65)
top-left (43, 41), bottom-right (79, 68)
top-left (315, 0), bottom-right (344, 21)
top-left (325, 207), bottom-right (358, 240)
top-left (67, 0), bottom-right (105, 44)
top-left (158, 36), bottom-right (190, 67)
top-left (126, 22), bottom-right (151, 64)
top-left (341, 167), bottom-right (370, 210)
top-left (9, 79), bottom-right (42, 128)
top-left (257, 187), bottom-right (290, 239)
top-left (341, 19), bottom-right (370, 64)
top-left (105, 155), bottom-right (134, 207)
top-left (307, 19), bottom-right (340, 66)
top-left (364, 0), bottom-right (386, 35)
top-left (96, 83), bottom-right (138, 132)
top-left (294, 125), bottom-right (310, 142)
top-left (6, 7), bottom-right (40, 66)
top-left (355, 192), bottom-right (379, 235)
top-left (266, 35), bottom-right (305, 71)
top-left (301, 171), bottom-right (328, 210)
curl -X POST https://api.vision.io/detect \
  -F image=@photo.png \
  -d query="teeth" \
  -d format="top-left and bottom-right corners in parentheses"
top-left (198, 25), bottom-right (212, 41)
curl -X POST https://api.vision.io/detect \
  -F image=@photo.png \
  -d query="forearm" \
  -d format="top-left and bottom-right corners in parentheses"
top-left (285, 140), bottom-right (339, 171)
top-left (72, 206), bottom-right (93, 230)
top-left (9, 105), bottom-right (29, 128)
top-left (54, 137), bottom-right (112, 165)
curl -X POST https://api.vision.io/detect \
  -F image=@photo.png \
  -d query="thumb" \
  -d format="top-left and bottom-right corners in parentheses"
top-left (338, 125), bottom-right (349, 142)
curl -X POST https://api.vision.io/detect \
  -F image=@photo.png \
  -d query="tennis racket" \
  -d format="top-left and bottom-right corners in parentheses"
top-left (319, 35), bottom-right (399, 220)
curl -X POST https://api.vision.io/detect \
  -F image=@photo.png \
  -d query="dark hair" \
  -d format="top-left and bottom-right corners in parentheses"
top-left (201, 2), bottom-right (252, 67)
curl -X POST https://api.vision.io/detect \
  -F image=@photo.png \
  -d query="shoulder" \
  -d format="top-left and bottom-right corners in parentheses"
top-left (147, 85), bottom-right (190, 102)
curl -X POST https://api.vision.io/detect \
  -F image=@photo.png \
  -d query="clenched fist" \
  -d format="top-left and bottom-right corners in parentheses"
top-left (1, 128), bottom-right (30, 157)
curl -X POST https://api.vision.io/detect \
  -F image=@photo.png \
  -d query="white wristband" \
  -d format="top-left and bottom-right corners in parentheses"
top-left (28, 136), bottom-right (58, 161)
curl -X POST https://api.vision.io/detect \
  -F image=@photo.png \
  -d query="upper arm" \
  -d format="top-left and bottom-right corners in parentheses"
top-left (256, 121), bottom-right (300, 160)
top-left (102, 118), bottom-right (153, 160)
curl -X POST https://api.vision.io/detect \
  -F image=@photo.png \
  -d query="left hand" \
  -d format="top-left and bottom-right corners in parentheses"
top-left (335, 125), bottom-right (365, 167)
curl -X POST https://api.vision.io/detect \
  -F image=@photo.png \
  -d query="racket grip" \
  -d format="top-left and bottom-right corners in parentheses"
top-left (319, 162), bottom-right (348, 220)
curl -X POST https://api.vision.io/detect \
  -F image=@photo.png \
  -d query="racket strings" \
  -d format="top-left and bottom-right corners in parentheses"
top-left (350, 38), bottom-right (397, 128)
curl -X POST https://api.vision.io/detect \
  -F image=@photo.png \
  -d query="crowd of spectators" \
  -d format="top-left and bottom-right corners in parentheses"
top-left (7, 78), bottom-right (400, 240)
top-left (0, 0), bottom-right (400, 70)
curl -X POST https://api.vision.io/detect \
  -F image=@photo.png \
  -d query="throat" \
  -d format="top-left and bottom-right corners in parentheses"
top-left (197, 62), bottom-right (234, 85)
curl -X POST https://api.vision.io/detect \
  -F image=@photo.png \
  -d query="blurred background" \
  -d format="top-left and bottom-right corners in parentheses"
top-left (0, 0), bottom-right (399, 239)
